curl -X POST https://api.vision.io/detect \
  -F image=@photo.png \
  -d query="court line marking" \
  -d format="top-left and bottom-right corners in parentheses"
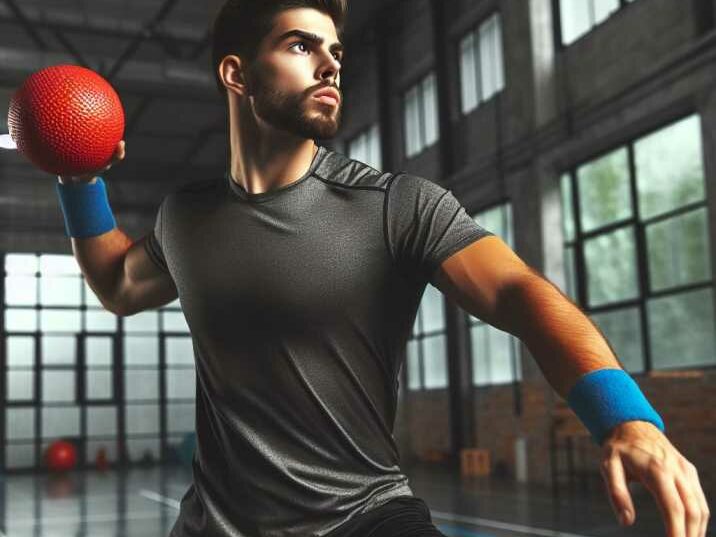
top-left (429, 509), bottom-right (595, 537)
top-left (139, 489), bottom-right (181, 510)
top-left (5, 511), bottom-right (164, 528)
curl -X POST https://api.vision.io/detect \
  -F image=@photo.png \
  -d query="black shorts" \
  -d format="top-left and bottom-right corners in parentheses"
top-left (327, 496), bottom-right (446, 537)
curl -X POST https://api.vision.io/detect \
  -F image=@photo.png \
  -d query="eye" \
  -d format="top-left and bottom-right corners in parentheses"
top-left (289, 41), bottom-right (342, 62)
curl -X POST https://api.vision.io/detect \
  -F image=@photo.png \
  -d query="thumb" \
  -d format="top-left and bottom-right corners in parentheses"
top-left (600, 455), bottom-right (636, 526)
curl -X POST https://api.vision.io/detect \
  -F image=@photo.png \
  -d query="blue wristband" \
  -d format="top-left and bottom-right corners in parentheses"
top-left (567, 368), bottom-right (665, 445)
top-left (56, 177), bottom-right (117, 239)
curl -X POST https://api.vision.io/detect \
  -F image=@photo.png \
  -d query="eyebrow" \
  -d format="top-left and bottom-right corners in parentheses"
top-left (276, 29), bottom-right (344, 55)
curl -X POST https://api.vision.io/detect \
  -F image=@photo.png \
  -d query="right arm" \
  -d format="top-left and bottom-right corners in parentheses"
top-left (58, 141), bottom-right (178, 316)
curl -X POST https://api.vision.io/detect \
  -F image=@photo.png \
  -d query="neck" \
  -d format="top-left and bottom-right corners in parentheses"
top-left (227, 96), bottom-right (318, 196)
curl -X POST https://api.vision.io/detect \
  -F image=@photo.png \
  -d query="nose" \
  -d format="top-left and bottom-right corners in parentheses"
top-left (318, 54), bottom-right (341, 86)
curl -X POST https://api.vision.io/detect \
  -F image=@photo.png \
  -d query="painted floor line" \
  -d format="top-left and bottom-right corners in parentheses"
top-left (140, 489), bottom-right (181, 510)
top-left (436, 522), bottom-right (496, 537)
top-left (429, 509), bottom-right (595, 537)
top-left (5, 510), bottom-right (162, 528)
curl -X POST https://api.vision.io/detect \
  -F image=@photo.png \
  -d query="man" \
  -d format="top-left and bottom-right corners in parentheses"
top-left (55, 1), bottom-right (709, 536)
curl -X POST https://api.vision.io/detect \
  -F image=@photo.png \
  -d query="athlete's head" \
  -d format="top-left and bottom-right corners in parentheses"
top-left (212, 0), bottom-right (347, 140)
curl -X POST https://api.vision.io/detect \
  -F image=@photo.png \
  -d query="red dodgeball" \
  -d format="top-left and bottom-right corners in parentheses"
top-left (7, 64), bottom-right (125, 176)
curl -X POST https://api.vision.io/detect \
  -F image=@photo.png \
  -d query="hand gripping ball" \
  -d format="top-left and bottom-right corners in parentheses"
top-left (7, 64), bottom-right (125, 176)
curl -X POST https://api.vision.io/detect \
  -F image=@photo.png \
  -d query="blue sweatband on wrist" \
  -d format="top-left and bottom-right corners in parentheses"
top-left (567, 368), bottom-right (665, 445)
top-left (55, 177), bottom-right (117, 239)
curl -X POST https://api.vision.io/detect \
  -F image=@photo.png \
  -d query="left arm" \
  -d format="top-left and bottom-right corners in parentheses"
top-left (433, 235), bottom-right (710, 537)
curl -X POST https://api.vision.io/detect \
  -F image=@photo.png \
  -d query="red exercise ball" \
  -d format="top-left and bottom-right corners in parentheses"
top-left (45, 440), bottom-right (78, 472)
top-left (7, 64), bottom-right (125, 176)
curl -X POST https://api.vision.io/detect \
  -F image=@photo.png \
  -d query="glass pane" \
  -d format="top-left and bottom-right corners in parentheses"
top-left (369, 123), bottom-right (382, 170)
top-left (589, 307), bottom-right (644, 373)
top-left (6, 443), bottom-right (35, 469)
top-left (7, 370), bottom-right (34, 400)
top-left (471, 323), bottom-right (490, 386)
top-left (39, 254), bottom-right (80, 275)
top-left (648, 287), bottom-right (716, 369)
top-left (166, 337), bottom-right (194, 365)
top-left (5, 308), bottom-right (37, 332)
top-left (124, 336), bottom-right (159, 366)
top-left (42, 406), bottom-right (80, 438)
top-left (87, 369), bottom-right (113, 399)
top-left (83, 279), bottom-right (103, 307)
top-left (162, 297), bottom-right (181, 309)
top-left (560, 173), bottom-right (575, 242)
top-left (406, 339), bottom-right (420, 389)
top-left (423, 334), bottom-right (447, 389)
top-left (40, 309), bottom-right (81, 333)
top-left (41, 335), bottom-right (75, 365)
top-left (40, 276), bottom-right (81, 306)
top-left (348, 131), bottom-right (366, 163)
top-left (5, 253), bottom-right (38, 274)
top-left (422, 73), bottom-right (439, 146)
top-left (167, 402), bottom-right (195, 433)
top-left (7, 408), bottom-right (35, 440)
top-left (166, 368), bottom-right (195, 399)
top-left (474, 205), bottom-right (504, 241)
top-left (577, 147), bottom-right (632, 233)
top-left (560, 0), bottom-right (592, 45)
top-left (86, 406), bottom-right (117, 437)
top-left (42, 370), bottom-right (75, 402)
top-left (7, 336), bottom-right (35, 367)
top-left (404, 85), bottom-right (421, 157)
top-left (5, 276), bottom-right (37, 305)
top-left (420, 284), bottom-right (445, 332)
top-left (647, 208), bottom-right (712, 292)
top-left (412, 308), bottom-right (422, 336)
top-left (125, 370), bottom-right (159, 401)
top-left (635, 115), bottom-right (705, 221)
top-left (86, 337), bottom-right (113, 366)
top-left (487, 326), bottom-right (516, 384)
top-left (564, 244), bottom-right (578, 301)
top-left (460, 31), bottom-right (478, 113)
top-left (125, 404), bottom-right (159, 434)
top-left (126, 437), bottom-right (160, 463)
top-left (163, 311), bottom-right (189, 332)
top-left (593, 0), bottom-right (620, 23)
top-left (479, 14), bottom-right (500, 101)
top-left (124, 311), bottom-right (159, 333)
top-left (584, 226), bottom-right (639, 307)
top-left (86, 309), bottom-right (117, 332)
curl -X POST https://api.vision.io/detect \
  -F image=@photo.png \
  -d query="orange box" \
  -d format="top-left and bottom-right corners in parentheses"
top-left (460, 448), bottom-right (490, 477)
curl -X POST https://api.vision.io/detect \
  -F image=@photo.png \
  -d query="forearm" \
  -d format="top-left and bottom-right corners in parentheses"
top-left (500, 270), bottom-right (623, 399)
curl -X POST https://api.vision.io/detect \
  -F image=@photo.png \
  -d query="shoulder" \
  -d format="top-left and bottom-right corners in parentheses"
top-left (313, 146), bottom-right (395, 191)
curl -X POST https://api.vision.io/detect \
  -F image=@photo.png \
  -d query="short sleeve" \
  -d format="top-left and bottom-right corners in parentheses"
top-left (385, 172), bottom-right (495, 284)
top-left (143, 197), bottom-right (170, 273)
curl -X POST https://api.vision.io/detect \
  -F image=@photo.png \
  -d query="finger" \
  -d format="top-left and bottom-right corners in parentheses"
top-left (643, 470), bottom-right (686, 537)
top-left (674, 474), bottom-right (702, 537)
top-left (681, 462), bottom-right (709, 537)
top-left (600, 456), bottom-right (635, 526)
top-left (116, 140), bottom-right (125, 161)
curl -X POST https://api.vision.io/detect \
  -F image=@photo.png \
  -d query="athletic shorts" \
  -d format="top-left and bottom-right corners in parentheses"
top-left (326, 496), bottom-right (446, 537)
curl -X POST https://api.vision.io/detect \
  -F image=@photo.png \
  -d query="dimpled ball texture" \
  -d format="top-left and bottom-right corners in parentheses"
top-left (7, 64), bottom-right (125, 176)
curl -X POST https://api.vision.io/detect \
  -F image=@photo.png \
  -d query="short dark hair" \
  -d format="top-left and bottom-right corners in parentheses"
top-left (211, 0), bottom-right (348, 95)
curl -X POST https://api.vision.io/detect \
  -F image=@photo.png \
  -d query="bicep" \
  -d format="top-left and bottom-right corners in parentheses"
top-left (431, 235), bottom-right (533, 331)
top-left (116, 235), bottom-right (178, 316)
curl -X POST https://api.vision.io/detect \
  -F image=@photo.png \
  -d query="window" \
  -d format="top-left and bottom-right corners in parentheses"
top-left (560, 114), bottom-right (714, 373)
top-left (403, 72), bottom-right (439, 158)
top-left (348, 123), bottom-right (382, 170)
top-left (467, 203), bottom-right (522, 386)
top-left (406, 285), bottom-right (449, 391)
top-left (558, 0), bottom-right (637, 46)
top-left (459, 13), bottom-right (505, 114)
top-left (2, 252), bottom-right (193, 470)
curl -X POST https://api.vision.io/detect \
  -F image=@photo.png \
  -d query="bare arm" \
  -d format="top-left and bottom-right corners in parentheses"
top-left (432, 235), bottom-right (621, 398)
top-left (58, 141), bottom-right (178, 316)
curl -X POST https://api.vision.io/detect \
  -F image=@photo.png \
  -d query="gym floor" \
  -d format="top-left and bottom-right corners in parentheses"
top-left (0, 461), bottom-right (682, 537)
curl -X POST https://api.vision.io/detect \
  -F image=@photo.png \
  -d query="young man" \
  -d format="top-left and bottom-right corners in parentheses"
top-left (55, 1), bottom-right (709, 536)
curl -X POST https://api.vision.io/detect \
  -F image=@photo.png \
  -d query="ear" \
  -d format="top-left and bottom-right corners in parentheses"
top-left (218, 55), bottom-right (249, 97)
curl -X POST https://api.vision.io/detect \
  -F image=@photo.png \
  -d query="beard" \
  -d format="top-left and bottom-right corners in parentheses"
top-left (247, 64), bottom-right (342, 140)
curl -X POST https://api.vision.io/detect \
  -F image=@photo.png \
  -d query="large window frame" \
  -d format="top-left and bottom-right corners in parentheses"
top-left (555, 0), bottom-right (637, 47)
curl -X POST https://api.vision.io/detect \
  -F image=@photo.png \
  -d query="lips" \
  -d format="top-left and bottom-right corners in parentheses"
top-left (312, 87), bottom-right (340, 104)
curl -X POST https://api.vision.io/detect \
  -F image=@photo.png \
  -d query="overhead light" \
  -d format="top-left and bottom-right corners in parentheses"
top-left (0, 134), bottom-right (17, 150)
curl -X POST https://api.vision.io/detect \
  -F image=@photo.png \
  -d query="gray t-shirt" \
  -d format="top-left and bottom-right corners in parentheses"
top-left (144, 144), bottom-right (494, 537)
